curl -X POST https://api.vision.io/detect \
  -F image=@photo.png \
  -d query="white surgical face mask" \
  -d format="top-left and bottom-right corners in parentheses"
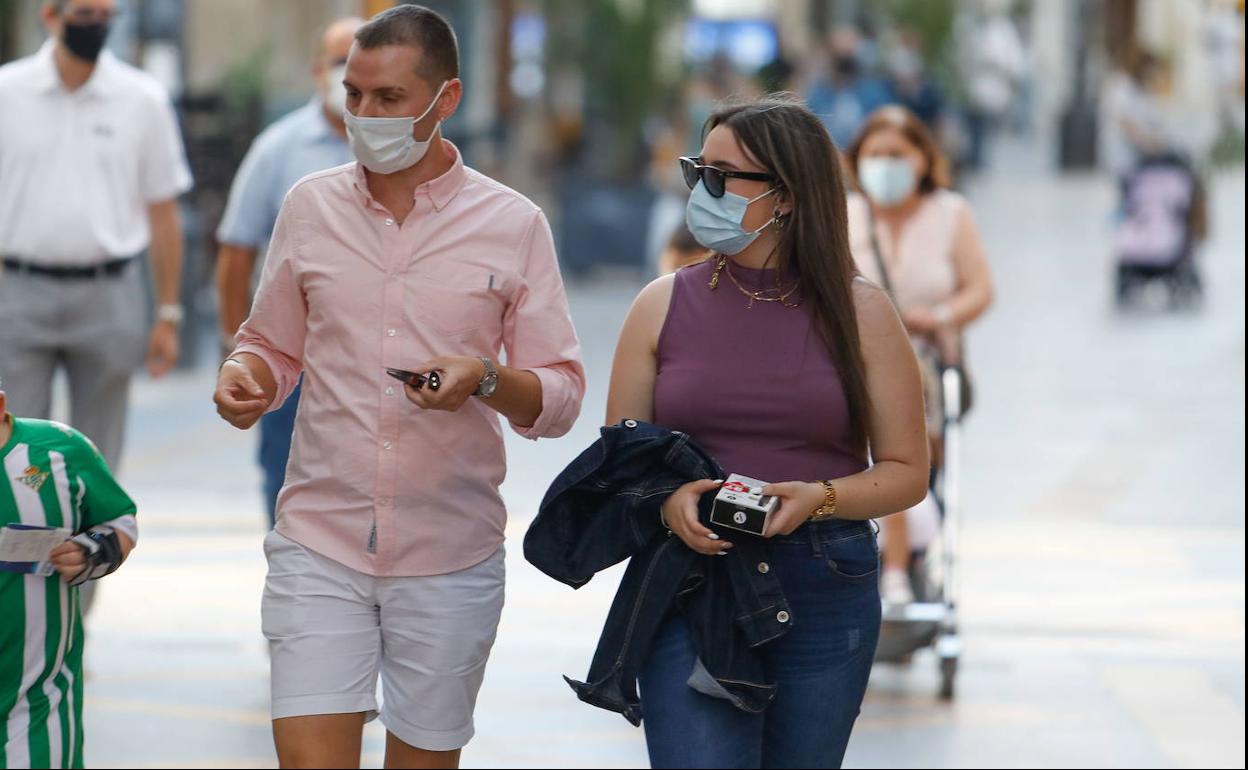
top-left (857, 157), bottom-right (919, 206)
top-left (345, 80), bottom-right (448, 174)
top-left (324, 64), bottom-right (348, 117)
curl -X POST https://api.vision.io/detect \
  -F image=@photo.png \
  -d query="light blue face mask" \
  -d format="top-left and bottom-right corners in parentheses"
top-left (857, 157), bottom-right (918, 206)
top-left (685, 181), bottom-right (778, 256)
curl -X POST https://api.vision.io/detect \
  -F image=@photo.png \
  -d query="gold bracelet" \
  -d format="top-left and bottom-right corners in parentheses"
top-left (809, 480), bottom-right (837, 521)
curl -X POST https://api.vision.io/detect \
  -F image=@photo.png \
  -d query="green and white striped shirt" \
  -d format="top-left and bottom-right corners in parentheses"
top-left (1, 416), bottom-right (137, 770)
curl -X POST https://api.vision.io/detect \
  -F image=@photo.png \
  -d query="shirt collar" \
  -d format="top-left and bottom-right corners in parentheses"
top-left (352, 139), bottom-right (467, 213)
top-left (33, 38), bottom-right (120, 98)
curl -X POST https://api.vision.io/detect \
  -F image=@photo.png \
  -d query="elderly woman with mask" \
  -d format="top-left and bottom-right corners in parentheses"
top-left (846, 105), bottom-right (994, 606)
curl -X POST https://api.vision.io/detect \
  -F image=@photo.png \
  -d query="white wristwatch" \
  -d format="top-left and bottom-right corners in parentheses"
top-left (156, 303), bottom-right (185, 326)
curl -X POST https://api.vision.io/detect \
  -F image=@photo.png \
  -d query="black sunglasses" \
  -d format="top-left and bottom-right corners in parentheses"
top-left (679, 156), bottom-right (775, 198)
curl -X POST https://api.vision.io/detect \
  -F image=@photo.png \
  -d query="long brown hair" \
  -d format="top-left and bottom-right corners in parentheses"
top-left (845, 105), bottom-right (952, 194)
top-left (704, 96), bottom-right (871, 453)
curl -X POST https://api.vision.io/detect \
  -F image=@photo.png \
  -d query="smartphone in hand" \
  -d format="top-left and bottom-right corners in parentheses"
top-left (385, 368), bottom-right (442, 391)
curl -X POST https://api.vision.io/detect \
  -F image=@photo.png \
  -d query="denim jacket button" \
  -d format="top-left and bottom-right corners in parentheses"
top-left (776, 610), bottom-right (790, 623)
top-left (624, 419), bottom-right (638, 429)
top-left (757, 562), bottom-right (770, 574)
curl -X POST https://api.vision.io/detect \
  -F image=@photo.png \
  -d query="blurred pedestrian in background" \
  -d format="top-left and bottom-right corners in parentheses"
top-left (1100, 50), bottom-right (1176, 181)
top-left (607, 96), bottom-right (929, 768)
top-left (886, 28), bottom-right (944, 133)
top-left (656, 224), bottom-right (710, 276)
top-left (804, 26), bottom-right (894, 151)
top-left (0, 0), bottom-right (191, 618)
top-left (0, 0), bottom-right (191, 471)
top-left (213, 6), bottom-right (584, 768)
top-left (957, 0), bottom-right (1026, 170)
top-left (214, 15), bottom-right (364, 529)
top-left (846, 105), bottom-right (993, 607)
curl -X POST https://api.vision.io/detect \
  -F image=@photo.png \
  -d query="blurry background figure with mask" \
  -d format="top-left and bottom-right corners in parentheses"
top-left (803, 25), bottom-right (894, 151)
top-left (956, 0), bottom-right (1026, 171)
top-left (0, 0), bottom-right (191, 616)
top-left (846, 106), bottom-right (994, 607)
top-left (214, 16), bottom-right (363, 528)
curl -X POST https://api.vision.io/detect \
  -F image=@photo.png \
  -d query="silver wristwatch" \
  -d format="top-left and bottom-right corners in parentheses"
top-left (156, 303), bottom-right (185, 326)
top-left (474, 357), bottom-right (499, 398)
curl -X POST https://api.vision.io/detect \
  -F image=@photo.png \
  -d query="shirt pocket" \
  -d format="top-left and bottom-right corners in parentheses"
top-left (410, 267), bottom-right (509, 340)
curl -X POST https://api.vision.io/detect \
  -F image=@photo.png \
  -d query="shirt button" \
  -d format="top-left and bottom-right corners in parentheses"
top-left (378, 498), bottom-right (392, 507)
top-left (385, 386), bottom-right (395, 396)
top-left (384, 218), bottom-right (395, 226)
top-left (757, 562), bottom-right (770, 574)
top-left (387, 329), bottom-right (397, 337)
top-left (776, 610), bottom-right (790, 624)
top-left (382, 441), bottom-right (393, 450)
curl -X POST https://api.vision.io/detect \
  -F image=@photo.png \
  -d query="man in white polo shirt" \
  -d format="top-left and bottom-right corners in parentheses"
top-left (0, 0), bottom-right (192, 475)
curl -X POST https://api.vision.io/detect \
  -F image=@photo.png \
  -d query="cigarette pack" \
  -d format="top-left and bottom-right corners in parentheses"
top-left (710, 474), bottom-right (778, 536)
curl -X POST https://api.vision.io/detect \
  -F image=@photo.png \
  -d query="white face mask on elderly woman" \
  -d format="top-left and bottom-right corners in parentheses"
top-left (857, 157), bottom-right (918, 206)
top-left (344, 80), bottom-right (448, 175)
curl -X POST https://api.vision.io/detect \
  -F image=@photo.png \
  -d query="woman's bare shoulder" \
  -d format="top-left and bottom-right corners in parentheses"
top-left (851, 277), bottom-right (903, 339)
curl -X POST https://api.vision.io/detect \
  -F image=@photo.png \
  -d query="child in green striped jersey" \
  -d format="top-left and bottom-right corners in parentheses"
top-left (0, 385), bottom-right (137, 769)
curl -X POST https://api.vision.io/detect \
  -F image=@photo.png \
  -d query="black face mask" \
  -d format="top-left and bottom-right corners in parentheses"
top-left (834, 56), bottom-right (859, 78)
top-left (62, 21), bottom-right (111, 63)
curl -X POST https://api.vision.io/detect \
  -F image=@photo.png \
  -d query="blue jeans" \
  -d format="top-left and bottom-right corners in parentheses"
top-left (639, 519), bottom-right (881, 769)
top-left (257, 380), bottom-right (301, 528)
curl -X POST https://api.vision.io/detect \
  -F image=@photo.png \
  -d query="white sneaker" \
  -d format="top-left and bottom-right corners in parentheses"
top-left (881, 568), bottom-right (914, 606)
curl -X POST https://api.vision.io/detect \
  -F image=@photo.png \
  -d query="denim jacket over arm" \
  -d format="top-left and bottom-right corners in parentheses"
top-left (524, 419), bottom-right (794, 726)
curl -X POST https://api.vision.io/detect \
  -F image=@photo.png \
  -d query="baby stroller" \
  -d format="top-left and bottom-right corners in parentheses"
top-left (1114, 153), bottom-right (1205, 309)
top-left (873, 347), bottom-right (966, 700)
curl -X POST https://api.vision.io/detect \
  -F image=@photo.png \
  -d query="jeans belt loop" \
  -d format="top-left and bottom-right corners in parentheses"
top-left (807, 519), bottom-right (822, 558)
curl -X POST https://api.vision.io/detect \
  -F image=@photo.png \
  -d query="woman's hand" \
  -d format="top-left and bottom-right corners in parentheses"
top-left (760, 481), bottom-right (826, 537)
top-left (901, 307), bottom-right (939, 335)
top-left (661, 479), bottom-right (730, 555)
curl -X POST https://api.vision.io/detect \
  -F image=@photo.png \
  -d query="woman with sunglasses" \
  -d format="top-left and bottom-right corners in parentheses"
top-left (606, 95), bottom-right (930, 768)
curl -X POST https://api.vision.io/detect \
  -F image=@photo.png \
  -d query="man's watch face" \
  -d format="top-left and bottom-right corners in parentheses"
top-left (477, 359), bottom-right (498, 397)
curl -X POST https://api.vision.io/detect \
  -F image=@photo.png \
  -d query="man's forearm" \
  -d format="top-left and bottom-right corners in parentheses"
top-left (487, 366), bottom-right (543, 428)
top-left (148, 199), bottom-right (183, 307)
top-left (215, 244), bottom-right (258, 340)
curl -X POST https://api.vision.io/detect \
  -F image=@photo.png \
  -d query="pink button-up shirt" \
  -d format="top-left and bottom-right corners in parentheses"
top-left (234, 142), bottom-right (585, 577)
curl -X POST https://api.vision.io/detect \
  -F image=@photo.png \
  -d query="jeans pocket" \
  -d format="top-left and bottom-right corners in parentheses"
top-left (820, 531), bottom-right (880, 581)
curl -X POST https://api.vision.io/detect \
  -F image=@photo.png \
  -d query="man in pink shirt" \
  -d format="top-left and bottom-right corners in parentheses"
top-left (212, 6), bottom-right (585, 768)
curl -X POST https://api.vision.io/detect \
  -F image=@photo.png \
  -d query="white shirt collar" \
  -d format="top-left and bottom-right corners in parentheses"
top-left (33, 38), bottom-right (121, 99)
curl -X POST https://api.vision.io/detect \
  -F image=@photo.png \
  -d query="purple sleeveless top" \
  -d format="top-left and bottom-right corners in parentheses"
top-left (654, 259), bottom-right (867, 484)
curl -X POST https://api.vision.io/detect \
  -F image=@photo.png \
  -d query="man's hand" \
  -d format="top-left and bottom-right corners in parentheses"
top-left (48, 541), bottom-right (86, 582)
top-left (403, 356), bottom-right (486, 413)
top-left (214, 359), bottom-right (271, 429)
top-left (146, 320), bottom-right (180, 378)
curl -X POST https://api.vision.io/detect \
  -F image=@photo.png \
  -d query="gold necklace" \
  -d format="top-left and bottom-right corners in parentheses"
top-left (709, 255), bottom-right (801, 309)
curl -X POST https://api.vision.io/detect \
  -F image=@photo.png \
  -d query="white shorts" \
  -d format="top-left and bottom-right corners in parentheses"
top-left (261, 530), bottom-right (505, 751)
